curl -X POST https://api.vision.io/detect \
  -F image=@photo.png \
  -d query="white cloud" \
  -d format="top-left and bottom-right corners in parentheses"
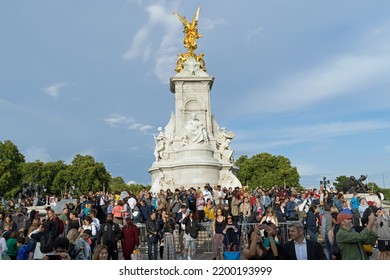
top-left (124, 2), bottom-right (223, 83)
top-left (245, 26), bottom-right (263, 42)
top-left (127, 180), bottom-right (137, 185)
top-left (24, 146), bottom-right (51, 162)
top-left (202, 18), bottom-right (227, 31)
top-left (42, 82), bottom-right (67, 99)
top-left (103, 113), bottom-right (153, 134)
top-left (241, 25), bottom-right (390, 114)
top-left (234, 120), bottom-right (390, 152)
top-left (243, 53), bottom-right (390, 113)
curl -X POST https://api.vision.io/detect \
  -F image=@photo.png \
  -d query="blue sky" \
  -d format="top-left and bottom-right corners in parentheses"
top-left (1, 0), bottom-right (390, 188)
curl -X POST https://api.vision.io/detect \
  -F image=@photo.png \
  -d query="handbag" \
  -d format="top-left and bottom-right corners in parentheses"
top-left (131, 249), bottom-right (142, 260)
top-left (223, 251), bottom-right (240, 260)
top-left (223, 242), bottom-right (240, 260)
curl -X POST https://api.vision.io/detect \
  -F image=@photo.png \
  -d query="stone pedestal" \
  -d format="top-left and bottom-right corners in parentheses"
top-left (148, 58), bottom-right (241, 193)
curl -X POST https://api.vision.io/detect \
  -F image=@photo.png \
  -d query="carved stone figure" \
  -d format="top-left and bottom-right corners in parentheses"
top-left (217, 127), bottom-right (234, 161)
top-left (154, 127), bottom-right (168, 161)
top-left (184, 113), bottom-right (209, 144)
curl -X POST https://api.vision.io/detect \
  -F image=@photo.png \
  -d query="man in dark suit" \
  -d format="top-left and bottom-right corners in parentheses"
top-left (282, 221), bottom-right (327, 260)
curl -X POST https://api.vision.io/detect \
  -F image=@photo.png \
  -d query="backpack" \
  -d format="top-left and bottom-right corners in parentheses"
top-left (68, 243), bottom-right (81, 260)
top-left (331, 224), bottom-right (341, 257)
top-left (40, 232), bottom-right (54, 253)
top-left (58, 219), bottom-right (65, 235)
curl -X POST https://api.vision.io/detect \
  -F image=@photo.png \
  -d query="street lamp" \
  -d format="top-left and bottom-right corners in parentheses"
top-left (320, 176), bottom-right (330, 190)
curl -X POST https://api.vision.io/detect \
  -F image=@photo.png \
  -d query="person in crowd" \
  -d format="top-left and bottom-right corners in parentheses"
top-left (96, 213), bottom-right (121, 260)
top-left (66, 211), bottom-right (82, 234)
top-left (46, 208), bottom-right (60, 238)
top-left (285, 195), bottom-right (298, 220)
top-left (333, 192), bottom-right (344, 212)
top-left (74, 229), bottom-right (92, 260)
top-left (260, 207), bottom-right (279, 227)
top-left (42, 236), bottom-right (71, 260)
top-left (107, 199), bottom-right (115, 215)
top-left (243, 224), bottom-right (280, 260)
top-left (16, 236), bottom-right (30, 260)
top-left (0, 229), bottom-right (8, 260)
top-left (112, 199), bottom-right (125, 226)
top-left (321, 204), bottom-right (333, 260)
top-left (212, 207), bottom-right (226, 260)
top-left (182, 210), bottom-right (199, 260)
top-left (230, 191), bottom-right (241, 223)
top-left (306, 204), bottom-right (319, 242)
top-left (223, 215), bottom-right (239, 250)
top-left (121, 217), bottom-right (139, 260)
top-left (159, 210), bottom-right (176, 260)
top-left (283, 221), bottom-right (327, 260)
top-left (171, 194), bottom-right (182, 219)
top-left (175, 204), bottom-right (188, 251)
top-left (204, 199), bottom-right (215, 222)
top-left (146, 211), bottom-right (159, 260)
top-left (4, 215), bottom-right (17, 232)
top-left (6, 231), bottom-right (18, 260)
top-left (66, 228), bottom-right (80, 260)
top-left (376, 208), bottom-right (390, 260)
top-left (88, 209), bottom-right (101, 232)
top-left (196, 192), bottom-right (206, 222)
top-left (336, 212), bottom-right (378, 260)
top-left (240, 196), bottom-right (252, 223)
top-left (80, 195), bottom-right (92, 219)
top-left (58, 207), bottom-right (69, 233)
top-left (251, 197), bottom-right (262, 214)
top-left (140, 199), bottom-right (152, 224)
top-left (358, 198), bottom-right (368, 220)
top-left (29, 221), bottom-right (52, 260)
top-left (92, 244), bottom-right (109, 260)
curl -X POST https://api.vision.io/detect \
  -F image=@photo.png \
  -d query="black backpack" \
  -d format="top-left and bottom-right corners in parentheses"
top-left (40, 232), bottom-right (54, 253)
top-left (331, 224), bottom-right (341, 258)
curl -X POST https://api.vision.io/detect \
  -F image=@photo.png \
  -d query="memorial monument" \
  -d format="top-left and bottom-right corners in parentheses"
top-left (148, 7), bottom-right (241, 192)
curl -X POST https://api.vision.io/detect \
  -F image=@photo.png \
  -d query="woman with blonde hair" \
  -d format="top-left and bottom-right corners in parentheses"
top-left (260, 207), bottom-right (279, 227)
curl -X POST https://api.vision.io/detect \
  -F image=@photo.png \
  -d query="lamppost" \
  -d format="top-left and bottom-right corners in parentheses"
top-left (320, 176), bottom-right (330, 190)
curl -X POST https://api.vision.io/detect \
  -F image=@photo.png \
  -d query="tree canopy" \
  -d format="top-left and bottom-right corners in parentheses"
top-left (0, 140), bottom-right (25, 197)
top-left (236, 152), bottom-right (301, 190)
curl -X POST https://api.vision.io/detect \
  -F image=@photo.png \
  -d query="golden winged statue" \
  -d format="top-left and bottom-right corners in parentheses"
top-left (173, 7), bottom-right (206, 73)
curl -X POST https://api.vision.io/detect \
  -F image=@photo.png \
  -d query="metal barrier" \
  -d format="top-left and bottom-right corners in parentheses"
top-left (136, 221), bottom-right (293, 254)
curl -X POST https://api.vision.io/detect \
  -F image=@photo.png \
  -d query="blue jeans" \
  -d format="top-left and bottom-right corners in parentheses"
top-left (147, 237), bottom-right (158, 260)
top-left (325, 235), bottom-right (332, 260)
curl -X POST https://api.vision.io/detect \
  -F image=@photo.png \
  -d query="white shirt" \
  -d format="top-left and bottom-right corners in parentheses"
top-left (128, 197), bottom-right (137, 210)
top-left (294, 239), bottom-right (308, 260)
top-left (0, 237), bottom-right (7, 255)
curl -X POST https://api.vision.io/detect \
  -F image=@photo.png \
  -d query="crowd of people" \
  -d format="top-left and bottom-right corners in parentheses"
top-left (0, 183), bottom-right (388, 260)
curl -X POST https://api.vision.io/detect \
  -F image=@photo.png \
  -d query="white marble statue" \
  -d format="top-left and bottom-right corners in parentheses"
top-left (154, 127), bottom-right (168, 161)
top-left (217, 127), bottom-right (234, 161)
top-left (184, 113), bottom-right (209, 144)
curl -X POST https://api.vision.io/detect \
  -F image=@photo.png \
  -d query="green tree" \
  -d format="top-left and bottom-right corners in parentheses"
top-left (68, 154), bottom-right (111, 195)
top-left (21, 160), bottom-right (68, 196)
top-left (236, 153), bottom-right (300, 190)
top-left (109, 176), bottom-right (128, 193)
top-left (0, 140), bottom-right (25, 198)
top-left (333, 175), bottom-right (349, 192)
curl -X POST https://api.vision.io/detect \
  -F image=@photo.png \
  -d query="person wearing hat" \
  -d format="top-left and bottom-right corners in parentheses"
top-left (336, 212), bottom-right (378, 260)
